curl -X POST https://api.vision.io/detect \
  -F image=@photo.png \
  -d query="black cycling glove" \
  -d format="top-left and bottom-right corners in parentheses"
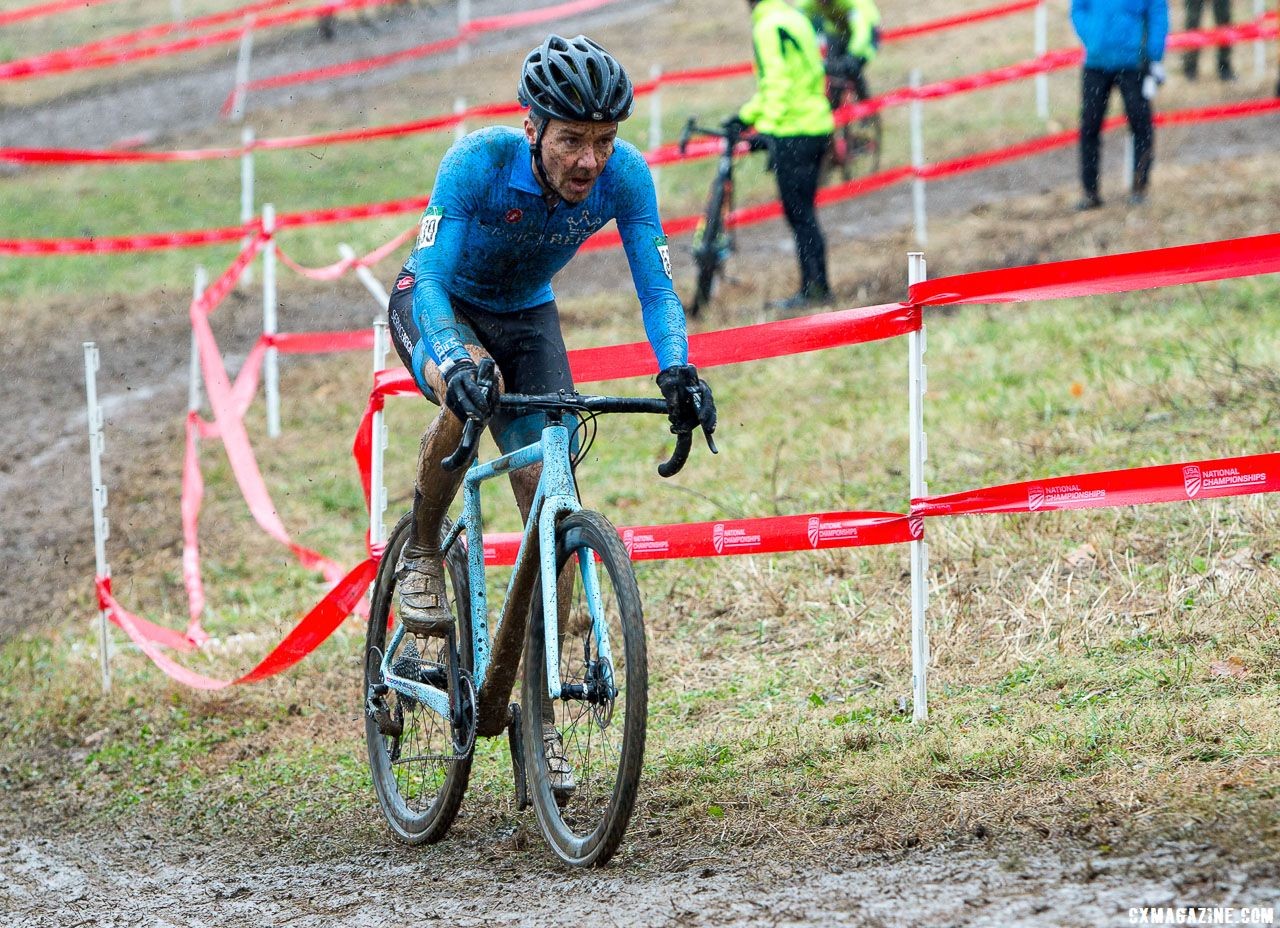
top-left (442, 358), bottom-right (498, 423)
top-left (657, 364), bottom-right (716, 435)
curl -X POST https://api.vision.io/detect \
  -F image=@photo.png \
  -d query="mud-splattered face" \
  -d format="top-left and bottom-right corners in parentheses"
top-left (525, 117), bottom-right (618, 204)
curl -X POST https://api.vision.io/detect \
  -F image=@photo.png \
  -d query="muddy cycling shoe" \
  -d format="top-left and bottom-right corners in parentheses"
top-left (543, 724), bottom-right (576, 803)
top-left (395, 550), bottom-right (454, 638)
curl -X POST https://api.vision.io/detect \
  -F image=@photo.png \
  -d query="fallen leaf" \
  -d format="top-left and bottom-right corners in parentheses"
top-left (1209, 656), bottom-right (1249, 680)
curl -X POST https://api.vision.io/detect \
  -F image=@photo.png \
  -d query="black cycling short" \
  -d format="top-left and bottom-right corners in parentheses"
top-left (387, 265), bottom-right (575, 453)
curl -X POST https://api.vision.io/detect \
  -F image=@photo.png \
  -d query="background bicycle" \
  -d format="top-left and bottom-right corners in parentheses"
top-left (680, 117), bottom-right (769, 317)
top-left (823, 54), bottom-right (883, 182)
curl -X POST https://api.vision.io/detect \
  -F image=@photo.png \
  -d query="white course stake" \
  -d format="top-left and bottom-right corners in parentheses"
top-left (369, 321), bottom-right (390, 550)
top-left (189, 266), bottom-right (208, 414)
top-left (909, 69), bottom-right (927, 247)
top-left (229, 16), bottom-right (255, 124)
top-left (649, 64), bottom-right (663, 206)
top-left (338, 243), bottom-right (392, 310)
top-left (240, 127), bottom-right (255, 287)
top-left (457, 0), bottom-right (471, 65)
top-left (83, 343), bottom-right (112, 693)
top-left (1254, 0), bottom-right (1266, 79)
top-left (262, 203), bottom-right (280, 438)
top-left (454, 96), bottom-right (467, 142)
top-left (907, 253), bottom-right (929, 723)
top-left (1034, 0), bottom-right (1049, 120)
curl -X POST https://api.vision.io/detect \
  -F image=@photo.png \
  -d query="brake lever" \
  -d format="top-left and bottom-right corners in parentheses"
top-left (440, 358), bottom-right (496, 473)
top-left (678, 116), bottom-right (697, 155)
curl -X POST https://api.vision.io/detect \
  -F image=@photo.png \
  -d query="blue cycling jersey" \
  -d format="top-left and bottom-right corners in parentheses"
top-left (406, 125), bottom-right (688, 377)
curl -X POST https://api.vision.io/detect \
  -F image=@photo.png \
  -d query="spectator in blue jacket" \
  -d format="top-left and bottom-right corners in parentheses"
top-left (1070, 0), bottom-right (1169, 208)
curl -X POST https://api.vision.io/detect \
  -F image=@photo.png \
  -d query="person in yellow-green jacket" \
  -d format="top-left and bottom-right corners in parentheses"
top-left (729, 0), bottom-right (836, 310)
top-left (798, 0), bottom-right (882, 102)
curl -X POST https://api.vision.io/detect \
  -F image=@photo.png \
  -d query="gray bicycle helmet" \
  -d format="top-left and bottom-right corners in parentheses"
top-left (518, 34), bottom-right (635, 124)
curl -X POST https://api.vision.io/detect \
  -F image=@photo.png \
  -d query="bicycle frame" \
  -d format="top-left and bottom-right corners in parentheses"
top-left (377, 418), bottom-right (606, 721)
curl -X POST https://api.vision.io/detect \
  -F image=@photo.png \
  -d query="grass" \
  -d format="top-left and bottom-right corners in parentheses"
top-left (2, 0), bottom-right (1279, 865)
top-left (3, 269), bottom-right (1278, 859)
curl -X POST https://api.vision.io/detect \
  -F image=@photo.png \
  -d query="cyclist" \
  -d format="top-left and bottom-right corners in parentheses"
top-left (728, 0), bottom-right (835, 311)
top-left (798, 0), bottom-right (882, 105)
top-left (386, 34), bottom-right (716, 787)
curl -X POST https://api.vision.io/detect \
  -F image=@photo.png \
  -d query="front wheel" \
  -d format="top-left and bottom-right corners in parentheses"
top-left (363, 512), bottom-right (473, 845)
top-left (522, 510), bottom-right (648, 867)
top-left (689, 176), bottom-right (730, 317)
top-left (826, 112), bottom-right (882, 183)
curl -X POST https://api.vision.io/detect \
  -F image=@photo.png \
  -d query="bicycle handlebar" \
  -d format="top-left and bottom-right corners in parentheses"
top-left (440, 358), bottom-right (497, 473)
top-left (440, 380), bottom-right (714, 478)
top-left (657, 430), bottom-right (692, 479)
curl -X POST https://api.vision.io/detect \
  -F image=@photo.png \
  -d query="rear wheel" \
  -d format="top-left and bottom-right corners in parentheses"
top-left (825, 86), bottom-right (882, 183)
top-left (522, 510), bottom-right (648, 867)
top-left (363, 512), bottom-right (473, 845)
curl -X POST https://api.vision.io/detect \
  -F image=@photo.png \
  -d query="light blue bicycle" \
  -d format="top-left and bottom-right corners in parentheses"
top-left (363, 360), bottom-right (714, 866)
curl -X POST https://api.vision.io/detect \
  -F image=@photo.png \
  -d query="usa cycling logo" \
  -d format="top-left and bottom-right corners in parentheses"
top-left (909, 516), bottom-right (924, 539)
top-left (622, 529), bottom-right (635, 557)
top-left (1027, 485), bottom-right (1045, 511)
top-left (712, 523), bottom-right (725, 554)
top-left (1183, 465), bottom-right (1202, 498)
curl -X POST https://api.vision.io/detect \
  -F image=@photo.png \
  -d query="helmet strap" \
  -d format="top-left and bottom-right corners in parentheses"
top-left (531, 116), bottom-right (560, 205)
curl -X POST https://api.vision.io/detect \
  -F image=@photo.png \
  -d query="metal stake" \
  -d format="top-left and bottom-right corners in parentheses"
top-left (909, 69), bottom-right (927, 247)
top-left (649, 64), bottom-right (663, 205)
top-left (1034, 0), bottom-right (1049, 120)
top-left (189, 266), bottom-right (208, 415)
top-left (1254, 0), bottom-right (1266, 78)
top-left (339, 243), bottom-right (391, 310)
top-left (263, 203), bottom-right (280, 438)
top-left (454, 96), bottom-right (467, 142)
top-left (240, 127), bottom-right (255, 286)
top-left (229, 16), bottom-right (255, 124)
top-left (907, 253), bottom-right (929, 723)
top-left (457, 0), bottom-right (471, 65)
top-left (83, 343), bottom-right (112, 693)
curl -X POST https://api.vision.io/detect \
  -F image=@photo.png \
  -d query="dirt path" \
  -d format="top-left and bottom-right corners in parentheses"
top-left (2, 819), bottom-right (1276, 927)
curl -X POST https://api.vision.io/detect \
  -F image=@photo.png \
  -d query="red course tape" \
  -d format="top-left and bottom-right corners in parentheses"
top-left (915, 453), bottom-right (1280, 517)
top-left (909, 232), bottom-right (1280, 307)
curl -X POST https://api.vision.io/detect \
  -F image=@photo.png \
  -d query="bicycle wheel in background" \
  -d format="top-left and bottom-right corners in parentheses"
top-left (688, 176), bottom-right (730, 317)
top-left (364, 512), bottom-right (473, 845)
top-left (522, 510), bottom-right (648, 867)
top-left (842, 111), bottom-right (882, 180)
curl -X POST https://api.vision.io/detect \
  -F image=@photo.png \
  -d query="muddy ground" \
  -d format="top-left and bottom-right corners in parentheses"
top-left (3, 819), bottom-right (1276, 927)
top-left (2, 8), bottom-right (1279, 925)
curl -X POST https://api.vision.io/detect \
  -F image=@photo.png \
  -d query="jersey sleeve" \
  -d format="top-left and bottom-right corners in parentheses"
top-left (739, 14), bottom-right (790, 129)
top-left (408, 138), bottom-right (480, 371)
top-left (610, 144), bottom-right (689, 372)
